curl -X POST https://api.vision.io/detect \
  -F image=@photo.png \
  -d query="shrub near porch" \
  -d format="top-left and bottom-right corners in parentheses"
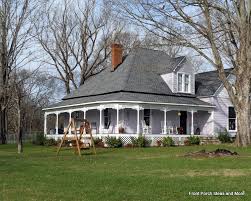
top-left (0, 144), bottom-right (250, 201)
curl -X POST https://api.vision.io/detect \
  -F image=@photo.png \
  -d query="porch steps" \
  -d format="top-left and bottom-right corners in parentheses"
top-left (200, 137), bottom-right (220, 145)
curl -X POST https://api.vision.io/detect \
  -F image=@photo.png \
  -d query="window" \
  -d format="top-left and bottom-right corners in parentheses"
top-left (104, 108), bottom-right (111, 129)
top-left (184, 74), bottom-right (189, 92)
top-left (144, 109), bottom-right (151, 126)
top-left (178, 74), bottom-right (183, 92)
top-left (228, 107), bottom-right (236, 131)
top-left (177, 73), bottom-right (190, 93)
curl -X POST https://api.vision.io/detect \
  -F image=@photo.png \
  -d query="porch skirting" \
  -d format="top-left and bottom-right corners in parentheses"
top-left (46, 133), bottom-right (207, 146)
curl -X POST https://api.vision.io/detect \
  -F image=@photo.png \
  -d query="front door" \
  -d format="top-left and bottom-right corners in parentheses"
top-left (180, 111), bottom-right (187, 134)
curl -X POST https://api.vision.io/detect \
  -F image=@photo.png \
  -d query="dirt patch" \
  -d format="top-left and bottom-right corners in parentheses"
top-left (184, 149), bottom-right (238, 158)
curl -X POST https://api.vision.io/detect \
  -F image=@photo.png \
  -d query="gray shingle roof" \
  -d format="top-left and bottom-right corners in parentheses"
top-left (44, 48), bottom-right (214, 110)
top-left (195, 69), bottom-right (232, 96)
top-left (63, 48), bottom-right (185, 100)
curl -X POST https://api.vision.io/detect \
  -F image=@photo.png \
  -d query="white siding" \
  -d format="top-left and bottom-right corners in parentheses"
top-left (198, 97), bottom-right (214, 135)
top-left (151, 109), bottom-right (163, 134)
top-left (213, 87), bottom-right (235, 134)
top-left (199, 85), bottom-right (236, 135)
top-left (194, 111), bottom-right (213, 135)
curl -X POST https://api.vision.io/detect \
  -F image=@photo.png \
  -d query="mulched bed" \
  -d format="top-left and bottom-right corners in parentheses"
top-left (185, 149), bottom-right (238, 158)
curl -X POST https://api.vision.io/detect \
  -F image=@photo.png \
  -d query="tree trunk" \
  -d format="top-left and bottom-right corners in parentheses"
top-left (17, 129), bottom-right (23, 154)
top-left (64, 81), bottom-right (71, 94)
top-left (17, 107), bottom-right (23, 153)
top-left (0, 108), bottom-right (7, 144)
top-left (235, 102), bottom-right (251, 147)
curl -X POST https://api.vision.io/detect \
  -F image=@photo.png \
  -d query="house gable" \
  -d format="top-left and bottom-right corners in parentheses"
top-left (197, 70), bottom-right (236, 134)
top-left (161, 58), bottom-right (195, 94)
top-left (173, 59), bottom-right (195, 94)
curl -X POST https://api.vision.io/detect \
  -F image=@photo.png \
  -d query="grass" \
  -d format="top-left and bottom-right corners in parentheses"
top-left (0, 144), bottom-right (251, 201)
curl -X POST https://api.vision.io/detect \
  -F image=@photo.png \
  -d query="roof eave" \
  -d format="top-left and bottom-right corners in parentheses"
top-left (43, 100), bottom-right (215, 111)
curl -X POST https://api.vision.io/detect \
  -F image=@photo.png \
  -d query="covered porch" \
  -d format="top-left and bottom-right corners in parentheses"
top-left (44, 102), bottom-right (215, 143)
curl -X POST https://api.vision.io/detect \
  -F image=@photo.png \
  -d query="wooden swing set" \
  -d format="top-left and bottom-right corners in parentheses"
top-left (56, 118), bottom-right (96, 156)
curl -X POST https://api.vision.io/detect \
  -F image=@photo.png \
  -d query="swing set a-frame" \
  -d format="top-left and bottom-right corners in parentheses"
top-left (56, 118), bottom-right (96, 156)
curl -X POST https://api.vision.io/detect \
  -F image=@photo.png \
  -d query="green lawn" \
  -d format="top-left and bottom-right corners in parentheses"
top-left (0, 144), bottom-right (251, 201)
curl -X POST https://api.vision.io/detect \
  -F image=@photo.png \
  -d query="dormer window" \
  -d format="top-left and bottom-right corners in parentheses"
top-left (177, 73), bottom-right (190, 93)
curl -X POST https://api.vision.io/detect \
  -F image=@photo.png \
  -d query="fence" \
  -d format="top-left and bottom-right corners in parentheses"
top-left (5, 131), bottom-right (43, 144)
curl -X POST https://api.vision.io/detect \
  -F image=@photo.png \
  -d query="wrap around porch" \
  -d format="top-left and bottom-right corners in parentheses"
top-left (44, 103), bottom-right (214, 143)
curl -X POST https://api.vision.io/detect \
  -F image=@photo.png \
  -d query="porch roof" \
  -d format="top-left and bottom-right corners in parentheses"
top-left (44, 91), bottom-right (214, 111)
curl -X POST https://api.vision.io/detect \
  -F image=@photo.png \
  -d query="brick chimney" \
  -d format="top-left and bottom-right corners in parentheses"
top-left (111, 43), bottom-right (123, 71)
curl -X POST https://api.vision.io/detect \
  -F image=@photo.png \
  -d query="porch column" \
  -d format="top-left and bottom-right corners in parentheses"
top-left (116, 104), bottom-right (119, 133)
top-left (55, 112), bottom-right (59, 135)
top-left (164, 109), bottom-right (167, 134)
top-left (209, 110), bottom-right (214, 136)
top-left (99, 107), bottom-right (103, 134)
top-left (44, 113), bottom-right (47, 135)
top-left (69, 110), bottom-right (72, 134)
top-left (136, 106), bottom-right (140, 135)
top-left (191, 110), bottom-right (194, 135)
top-left (83, 109), bottom-right (86, 119)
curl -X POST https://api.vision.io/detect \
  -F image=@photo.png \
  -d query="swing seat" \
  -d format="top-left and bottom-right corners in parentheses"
top-left (80, 143), bottom-right (91, 149)
top-left (72, 141), bottom-right (90, 149)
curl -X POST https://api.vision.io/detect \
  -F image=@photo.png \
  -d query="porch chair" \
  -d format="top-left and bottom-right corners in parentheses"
top-left (118, 120), bottom-right (126, 133)
top-left (167, 121), bottom-right (173, 135)
top-left (171, 124), bottom-right (178, 135)
top-left (141, 120), bottom-right (152, 134)
top-left (102, 121), bottom-right (112, 134)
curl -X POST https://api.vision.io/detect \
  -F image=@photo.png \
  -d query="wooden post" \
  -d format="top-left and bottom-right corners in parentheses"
top-left (56, 120), bottom-right (72, 156)
top-left (72, 119), bottom-right (81, 156)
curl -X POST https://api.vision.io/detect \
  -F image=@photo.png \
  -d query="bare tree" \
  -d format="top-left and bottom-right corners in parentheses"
top-left (112, 31), bottom-right (141, 55)
top-left (0, 0), bottom-right (36, 144)
top-left (35, 0), bottom-right (119, 94)
top-left (115, 0), bottom-right (251, 146)
top-left (8, 69), bottom-right (56, 153)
